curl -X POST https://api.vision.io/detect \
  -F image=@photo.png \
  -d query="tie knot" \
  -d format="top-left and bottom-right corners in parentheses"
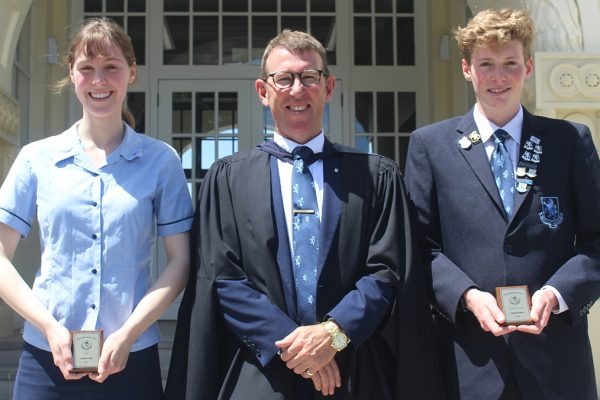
top-left (494, 129), bottom-right (510, 144)
top-left (292, 146), bottom-right (315, 163)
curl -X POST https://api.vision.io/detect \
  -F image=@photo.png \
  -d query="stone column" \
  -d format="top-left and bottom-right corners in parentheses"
top-left (0, 88), bottom-right (19, 338)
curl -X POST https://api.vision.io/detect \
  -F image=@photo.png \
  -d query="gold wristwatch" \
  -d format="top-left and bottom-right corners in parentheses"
top-left (321, 319), bottom-right (350, 352)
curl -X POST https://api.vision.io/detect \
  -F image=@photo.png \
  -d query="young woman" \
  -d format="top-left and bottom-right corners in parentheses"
top-left (0, 18), bottom-right (193, 399)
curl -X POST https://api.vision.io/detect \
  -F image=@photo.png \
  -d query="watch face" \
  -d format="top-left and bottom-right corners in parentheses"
top-left (332, 334), bottom-right (348, 351)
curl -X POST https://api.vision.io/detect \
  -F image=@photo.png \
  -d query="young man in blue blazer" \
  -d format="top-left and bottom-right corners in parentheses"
top-left (405, 8), bottom-right (600, 400)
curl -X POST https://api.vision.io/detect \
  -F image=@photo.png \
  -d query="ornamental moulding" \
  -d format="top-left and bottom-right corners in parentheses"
top-left (535, 52), bottom-right (600, 109)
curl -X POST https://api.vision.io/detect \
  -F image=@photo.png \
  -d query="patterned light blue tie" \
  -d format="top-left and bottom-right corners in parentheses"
top-left (291, 146), bottom-right (320, 325)
top-left (491, 129), bottom-right (515, 218)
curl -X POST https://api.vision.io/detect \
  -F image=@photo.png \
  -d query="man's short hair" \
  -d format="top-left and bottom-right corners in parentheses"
top-left (454, 9), bottom-right (534, 64)
top-left (260, 29), bottom-right (329, 79)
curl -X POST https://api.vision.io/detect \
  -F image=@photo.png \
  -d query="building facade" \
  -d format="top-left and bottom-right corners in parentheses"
top-left (0, 0), bottom-right (599, 398)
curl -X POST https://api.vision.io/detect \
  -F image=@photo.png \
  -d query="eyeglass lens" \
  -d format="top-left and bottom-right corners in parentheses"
top-left (272, 70), bottom-right (322, 88)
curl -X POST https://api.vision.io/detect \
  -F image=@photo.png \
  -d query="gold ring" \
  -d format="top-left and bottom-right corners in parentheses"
top-left (305, 368), bottom-right (315, 377)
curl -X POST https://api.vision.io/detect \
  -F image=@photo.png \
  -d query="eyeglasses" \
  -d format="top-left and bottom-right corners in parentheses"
top-left (265, 69), bottom-right (325, 89)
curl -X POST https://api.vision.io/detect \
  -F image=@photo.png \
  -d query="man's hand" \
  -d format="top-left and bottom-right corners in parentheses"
top-left (517, 288), bottom-right (558, 335)
top-left (310, 359), bottom-right (341, 396)
top-left (464, 288), bottom-right (517, 336)
top-left (275, 324), bottom-right (336, 376)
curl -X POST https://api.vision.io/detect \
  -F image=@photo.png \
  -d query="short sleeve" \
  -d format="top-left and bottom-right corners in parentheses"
top-left (153, 145), bottom-right (194, 237)
top-left (0, 146), bottom-right (37, 237)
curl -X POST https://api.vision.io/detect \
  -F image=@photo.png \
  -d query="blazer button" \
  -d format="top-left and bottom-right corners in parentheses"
top-left (504, 244), bottom-right (513, 254)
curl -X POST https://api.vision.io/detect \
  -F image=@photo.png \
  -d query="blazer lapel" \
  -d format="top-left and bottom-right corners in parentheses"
top-left (269, 156), bottom-right (298, 319)
top-left (455, 112), bottom-right (507, 219)
top-left (317, 152), bottom-right (343, 283)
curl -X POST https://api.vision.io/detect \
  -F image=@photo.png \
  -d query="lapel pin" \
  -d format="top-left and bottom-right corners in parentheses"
top-left (458, 136), bottom-right (472, 150)
top-left (516, 182), bottom-right (529, 193)
top-left (334, 168), bottom-right (339, 173)
top-left (468, 131), bottom-right (481, 144)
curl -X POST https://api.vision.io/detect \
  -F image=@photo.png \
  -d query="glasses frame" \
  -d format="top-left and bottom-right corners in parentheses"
top-left (264, 69), bottom-right (326, 89)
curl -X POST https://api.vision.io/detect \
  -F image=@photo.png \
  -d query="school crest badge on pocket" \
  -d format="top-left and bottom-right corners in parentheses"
top-left (539, 197), bottom-right (563, 229)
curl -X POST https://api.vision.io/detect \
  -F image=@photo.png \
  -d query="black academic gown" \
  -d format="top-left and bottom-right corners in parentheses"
top-left (164, 143), bottom-right (444, 400)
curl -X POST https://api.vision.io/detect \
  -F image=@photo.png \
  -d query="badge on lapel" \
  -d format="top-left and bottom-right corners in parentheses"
top-left (516, 135), bottom-right (542, 194)
top-left (458, 136), bottom-right (472, 150)
top-left (539, 196), bottom-right (563, 229)
top-left (457, 130), bottom-right (481, 150)
top-left (468, 131), bottom-right (481, 144)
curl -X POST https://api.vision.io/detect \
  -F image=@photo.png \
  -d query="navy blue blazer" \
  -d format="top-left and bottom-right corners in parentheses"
top-left (405, 108), bottom-right (600, 400)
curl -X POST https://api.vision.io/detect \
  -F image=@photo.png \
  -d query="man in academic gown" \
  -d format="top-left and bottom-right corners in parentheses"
top-left (164, 30), bottom-right (443, 399)
top-left (404, 9), bottom-right (600, 400)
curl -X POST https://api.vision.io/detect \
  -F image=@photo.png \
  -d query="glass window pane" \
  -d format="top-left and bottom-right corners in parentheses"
top-left (194, 0), bottom-right (218, 11)
top-left (164, 16), bottom-right (189, 65)
top-left (218, 137), bottom-right (239, 158)
top-left (110, 16), bottom-right (124, 27)
top-left (354, 17), bottom-right (371, 65)
top-left (253, 0), bottom-right (277, 12)
top-left (191, 182), bottom-right (198, 201)
top-left (106, 0), bottom-right (124, 12)
top-left (173, 137), bottom-right (193, 178)
top-left (378, 136), bottom-right (395, 161)
top-left (252, 17), bottom-right (277, 65)
top-left (172, 92), bottom-right (192, 133)
top-left (164, 0), bottom-right (189, 11)
top-left (196, 92), bottom-right (215, 134)
top-left (396, 17), bottom-right (415, 65)
top-left (281, 16), bottom-right (306, 32)
top-left (398, 136), bottom-right (410, 172)
top-left (311, 0), bottom-right (334, 12)
top-left (375, 0), bottom-right (392, 13)
top-left (354, 0), bottom-right (370, 13)
top-left (84, 0), bottom-right (102, 12)
top-left (128, 17), bottom-right (146, 65)
top-left (397, 92), bottom-right (416, 132)
top-left (282, 0), bottom-right (306, 12)
top-left (355, 136), bottom-right (374, 153)
top-left (310, 17), bottom-right (336, 65)
top-left (219, 93), bottom-right (238, 135)
top-left (223, 17), bottom-right (248, 65)
top-left (198, 137), bottom-right (216, 176)
top-left (193, 16), bottom-right (218, 65)
top-left (377, 92), bottom-right (394, 132)
top-left (127, 92), bottom-right (145, 133)
top-left (322, 103), bottom-right (330, 134)
top-left (128, 0), bottom-right (146, 12)
top-left (396, 0), bottom-right (413, 13)
top-left (375, 17), bottom-right (393, 65)
top-left (355, 92), bottom-right (373, 133)
top-left (263, 106), bottom-right (275, 139)
top-left (223, 0), bottom-right (247, 12)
